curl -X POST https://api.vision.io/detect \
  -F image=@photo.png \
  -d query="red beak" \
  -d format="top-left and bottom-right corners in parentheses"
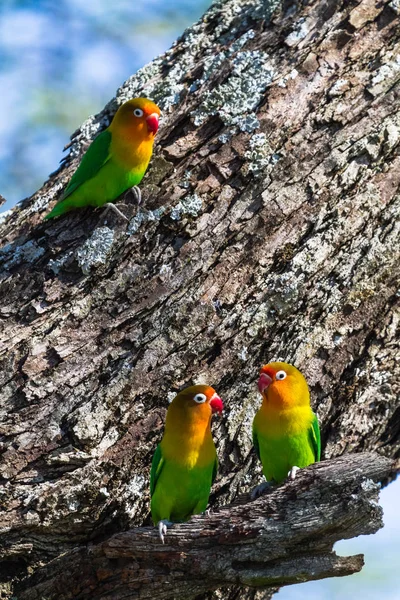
top-left (258, 373), bottom-right (273, 394)
top-left (210, 394), bottom-right (224, 415)
top-left (146, 113), bottom-right (159, 134)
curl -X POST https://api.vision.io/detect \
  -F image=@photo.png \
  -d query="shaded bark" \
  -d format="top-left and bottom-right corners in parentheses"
top-left (0, 0), bottom-right (399, 598)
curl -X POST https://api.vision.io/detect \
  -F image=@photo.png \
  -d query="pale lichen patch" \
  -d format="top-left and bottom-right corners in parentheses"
top-left (122, 474), bottom-right (147, 519)
top-left (225, 386), bottom-right (259, 451)
top-left (192, 49), bottom-right (276, 132)
top-left (48, 251), bottom-right (74, 275)
top-left (368, 53), bottom-right (400, 97)
top-left (70, 402), bottom-right (113, 447)
top-left (171, 193), bottom-right (203, 220)
top-left (127, 207), bottom-right (165, 235)
top-left (383, 120), bottom-right (400, 153)
top-left (328, 79), bottom-right (350, 98)
top-left (29, 182), bottom-right (64, 215)
top-left (69, 114), bottom-right (111, 159)
top-left (285, 18), bottom-right (310, 47)
top-left (277, 68), bottom-right (299, 88)
top-left (0, 240), bottom-right (45, 271)
top-left (238, 346), bottom-right (249, 361)
top-left (212, 0), bottom-right (280, 40)
top-left (159, 264), bottom-right (173, 282)
top-left (76, 227), bottom-right (115, 275)
top-left (167, 391), bottom-right (176, 404)
top-left (244, 133), bottom-right (281, 175)
top-left (179, 170), bottom-right (193, 190)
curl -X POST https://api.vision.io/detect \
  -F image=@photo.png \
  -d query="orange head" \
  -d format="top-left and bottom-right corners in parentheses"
top-left (257, 362), bottom-right (310, 409)
top-left (166, 384), bottom-right (224, 432)
top-left (109, 97), bottom-right (161, 141)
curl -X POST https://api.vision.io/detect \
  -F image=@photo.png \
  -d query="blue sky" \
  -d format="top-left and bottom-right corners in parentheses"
top-left (0, 2), bottom-right (398, 598)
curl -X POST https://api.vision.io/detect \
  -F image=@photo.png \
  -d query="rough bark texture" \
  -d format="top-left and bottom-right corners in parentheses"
top-left (12, 453), bottom-right (394, 599)
top-left (10, 454), bottom-right (393, 600)
top-left (0, 0), bottom-right (399, 598)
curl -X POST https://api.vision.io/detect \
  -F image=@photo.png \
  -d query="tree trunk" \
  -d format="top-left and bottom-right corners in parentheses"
top-left (0, 0), bottom-right (399, 598)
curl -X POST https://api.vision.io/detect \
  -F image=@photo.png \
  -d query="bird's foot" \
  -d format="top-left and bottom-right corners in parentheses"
top-left (250, 481), bottom-right (274, 500)
top-left (158, 519), bottom-right (173, 544)
top-left (100, 202), bottom-right (129, 223)
top-left (204, 508), bottom-right (212, 517)
top-left (288, 466), bottom-right (300, 481)
top-left (125, 185), bottom-right (142, 206)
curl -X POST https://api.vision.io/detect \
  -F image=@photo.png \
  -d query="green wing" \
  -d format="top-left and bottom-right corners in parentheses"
top-left (212, 456), bottom-right (218, 485)
top-left (62, 129), bottom-right (112, 199)
top-left (252, 424), bottom-right (260, 460)
top-left (150, 444), bottom-right (165, 497)
top-left (308, 413), bottom-right (321, 462)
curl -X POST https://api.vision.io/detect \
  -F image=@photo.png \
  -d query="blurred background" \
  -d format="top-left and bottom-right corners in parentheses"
top-left (0, 1), bottom-right (398, 598)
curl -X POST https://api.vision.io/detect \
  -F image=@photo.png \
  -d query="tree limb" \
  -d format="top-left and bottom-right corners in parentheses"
top-left (15, 453), bottom-right (394, 599)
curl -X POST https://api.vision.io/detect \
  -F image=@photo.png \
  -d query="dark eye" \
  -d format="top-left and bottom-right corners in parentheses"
top-left (275, 370), bottom-right (287, 381)
top-left (193, 393), bottom-right (207, 404)
top-left (133, 108), bottom-right (144, 117)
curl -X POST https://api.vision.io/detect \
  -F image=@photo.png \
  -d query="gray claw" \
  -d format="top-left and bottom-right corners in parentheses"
top-left (288, 466), bottom-right (300, 481)
top-left (101, 202), bottom-right (129, 223)
top-left (158, 520), bottom-right (173, 544)
top-left (127, 186), bottom-right (141, 205)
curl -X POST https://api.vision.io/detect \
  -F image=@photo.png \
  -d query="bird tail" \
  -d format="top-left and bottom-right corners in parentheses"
top-left (44, 198), bottom-right (73, 220)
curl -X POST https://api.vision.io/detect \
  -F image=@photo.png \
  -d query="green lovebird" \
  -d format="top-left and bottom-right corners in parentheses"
top-left (252, 362), bottom-right (321, 496)
top-left (150, 384), bottom-right (224, 543)
top-left (45, 97), bottom-right (160, 219)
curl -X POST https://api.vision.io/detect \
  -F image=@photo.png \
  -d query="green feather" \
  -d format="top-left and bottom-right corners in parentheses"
top-left (45, 129), bottom-right (149, 219)
top-left (45, 131), bottom-right (112, 219)
top-left (308, 412), bottom-right (321, 461)
top-left (150, 440), bottom-right (217, 525)
top-left (212, 456), bottom-right (218, 485)
top-left (150, 459), bottom-right (215, 524)
top-left (62, 130), bottom-right (112, 200)
top-left (252, 426), bottom-right (260, 460)
top-left (252, 409), bottom-right (321, 484)
top-left (150, 444), bottom-right (165, 496)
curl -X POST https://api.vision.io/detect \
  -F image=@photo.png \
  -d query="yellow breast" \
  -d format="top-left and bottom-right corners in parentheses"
top-left (255, 403), bottom-right (314, 439)
top-left (162, 423), bottom-right (216, 469)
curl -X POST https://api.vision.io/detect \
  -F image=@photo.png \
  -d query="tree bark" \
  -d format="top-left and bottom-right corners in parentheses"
top-left (12, 453), bottom-right (395, 599)
top-left (0, 0), bottom-right (399, 598)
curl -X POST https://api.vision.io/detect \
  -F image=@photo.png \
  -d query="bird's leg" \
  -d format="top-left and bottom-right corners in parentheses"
top-left (204, 508), bottom-right (212, 517)
top-left (158, 519), bottom-right (173, 544)
top-left (288, 466), bottom-right (300, 481)
top-left (124, 185), bottom-right (142, 206)
top-left (100, 202), bottom-right (129, 223)
top-left (250, 481), bottom-right (274, 500)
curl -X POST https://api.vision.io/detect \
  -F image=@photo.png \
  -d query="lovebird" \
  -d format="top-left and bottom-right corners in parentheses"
top-left (150, 384), bottom-right (224, 543)
top-left (252, 362), bottom-right (320, 496)
top-left (45, 97), bottom-right (160, 220)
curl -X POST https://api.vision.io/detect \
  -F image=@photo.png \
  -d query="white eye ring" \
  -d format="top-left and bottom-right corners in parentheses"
top-left (275, 370), bottom-right (287, 381)
top-left (133, 108), bottom-right (144, 117)
top-left (193, 393), bottom-right (207, 404)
